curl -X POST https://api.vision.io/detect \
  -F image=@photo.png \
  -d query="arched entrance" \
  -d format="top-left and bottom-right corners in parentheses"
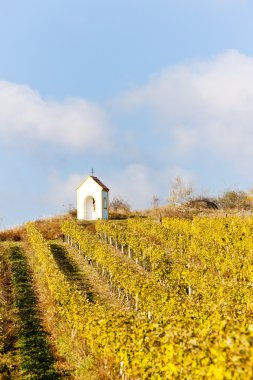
top-left (85, 196), bottom-right (96, 220)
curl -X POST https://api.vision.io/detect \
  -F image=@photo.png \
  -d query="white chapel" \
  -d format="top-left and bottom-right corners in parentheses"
top-left (76, 175), bottom-right (109, 220)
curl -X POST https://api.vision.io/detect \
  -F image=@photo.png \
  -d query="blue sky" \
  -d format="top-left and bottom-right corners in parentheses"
top-left (1, 0), bottom-right (253, 228)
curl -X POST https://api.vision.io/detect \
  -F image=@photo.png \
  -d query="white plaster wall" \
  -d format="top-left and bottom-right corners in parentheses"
top-left (77, 177), bottom-right (106, 220)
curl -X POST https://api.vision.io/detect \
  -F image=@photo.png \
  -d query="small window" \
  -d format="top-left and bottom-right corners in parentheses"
top-left (103, 196), bottom-right (107, 209)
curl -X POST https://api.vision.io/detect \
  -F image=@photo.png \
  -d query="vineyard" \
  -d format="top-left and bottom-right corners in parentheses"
top-left (1, 216), bottom-right (253, 379)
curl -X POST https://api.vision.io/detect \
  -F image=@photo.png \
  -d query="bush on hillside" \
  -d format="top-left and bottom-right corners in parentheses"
top-left (218, 190), bottom-right (251, 210)
top-left (109, 197), bottom-right (130, 214)
top-left (185, 197), bottom-right (219, 210)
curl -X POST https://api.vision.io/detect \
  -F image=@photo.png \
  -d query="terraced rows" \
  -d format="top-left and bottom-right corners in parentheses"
top-left (2, 216), bottom-right (253, 379)
top-left (62, 218), bottom-right (253, 379)
top-left (0, 243), bottom-right (62, 379)
top-left (1, 235), bottom-right (130, 379)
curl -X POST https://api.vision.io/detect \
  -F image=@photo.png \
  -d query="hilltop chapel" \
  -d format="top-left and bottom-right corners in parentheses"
top-left (76, 174), bottom-right (109, 221)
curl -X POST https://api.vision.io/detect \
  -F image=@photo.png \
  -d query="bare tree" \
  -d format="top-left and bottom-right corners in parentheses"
top-left (109, 197), bottom-right (130, 213)
top-left (168, 176), bottom-right (193, 205)
top-left (152, 194), bottom-right (160, 209)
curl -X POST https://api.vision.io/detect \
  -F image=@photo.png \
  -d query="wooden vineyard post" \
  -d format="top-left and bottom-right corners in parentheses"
top-left (135, 295), bottom-right (138, 312)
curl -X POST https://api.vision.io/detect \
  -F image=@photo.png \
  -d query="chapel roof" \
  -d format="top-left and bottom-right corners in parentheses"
top-left (76, 175), bottom-right (109, 191)
top-left (90, 176), bottom-right (110, 191)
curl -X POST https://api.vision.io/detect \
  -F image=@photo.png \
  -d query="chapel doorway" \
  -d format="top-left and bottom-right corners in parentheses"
top-left (85, 196), bottom-right (96, 220)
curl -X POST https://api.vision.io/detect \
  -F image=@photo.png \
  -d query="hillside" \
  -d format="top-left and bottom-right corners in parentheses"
top-left (1, 213), bottom-right (253, 379)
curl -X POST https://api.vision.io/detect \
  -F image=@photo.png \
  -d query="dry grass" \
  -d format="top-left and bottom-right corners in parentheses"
top-left (33, 214), bottom-right (73, 239)
top-left (135, 204), bottom-right (253, 221)
top-left (135, 205), bottom-right (200, 220)
top-left (0, 214), bottom-right (74, 242)
top-left (0, 227), bottom-right (26, 242)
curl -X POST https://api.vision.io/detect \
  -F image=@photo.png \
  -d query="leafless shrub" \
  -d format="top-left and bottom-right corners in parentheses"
top-left (109, 197), bottom-right (130, 214)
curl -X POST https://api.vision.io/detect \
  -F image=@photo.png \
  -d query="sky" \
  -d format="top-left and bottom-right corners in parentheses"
top-left (1, 0), bottom-right (253, 228)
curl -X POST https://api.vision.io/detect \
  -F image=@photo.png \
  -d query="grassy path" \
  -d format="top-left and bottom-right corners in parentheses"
top-left (0, 243), bottom-right (64, 379)
top-left (24, 241), bottom-right (99, 380)
top-left (59, 242), bottom-right (129, 311)
top-left (9, 245), bottom-right (63, 379)
top-left (0, 244), bottom-right (19, 379)
top-left (25, 240), bottom-right (128, 379)
top-left (1, 235), bottom-right (131, 379)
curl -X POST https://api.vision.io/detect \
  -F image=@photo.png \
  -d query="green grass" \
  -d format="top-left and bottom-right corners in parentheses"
top-left (58, 242), bottom-right (129, 311)
top-left (0, 244), bottom-right (19, 379)
top-left (9, 245), bottom-right (64, 379)
top-left (1, 227), bottom-right (129, 379)
top-left (50, 244), bottom-right (95, 303)
top-left (25, 241), bottom-right (101, 379)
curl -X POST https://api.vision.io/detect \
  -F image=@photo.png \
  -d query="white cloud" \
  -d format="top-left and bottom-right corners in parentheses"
top-left (45, 172), bottom-right (84, 212)
top-left (108, 164), bottom-right (156, 209)
top-left (43, 167), bottom-right (146, 212)
top-left (118, 50), bottom-right (253, 173)
top-left (47, 165), bottom-right (160, 211)
top-left (106, 164), bottom-right (196, 209)
top-left (44, 163), bottom-right (199, 213)
top-left (0, 81), bottom-right (112, 153)
top-left (4, 50), bottom-right (253, 219)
